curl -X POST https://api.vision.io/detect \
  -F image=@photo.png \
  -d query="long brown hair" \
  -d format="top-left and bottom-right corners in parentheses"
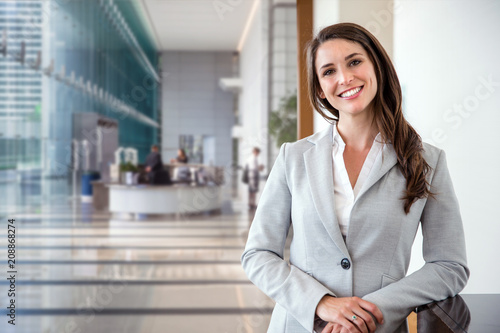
top-left (306, 22), bottom-right (432, 213)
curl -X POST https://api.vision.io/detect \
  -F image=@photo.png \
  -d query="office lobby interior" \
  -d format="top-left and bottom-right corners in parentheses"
top-left (1, 0), bottom-right (500, 332)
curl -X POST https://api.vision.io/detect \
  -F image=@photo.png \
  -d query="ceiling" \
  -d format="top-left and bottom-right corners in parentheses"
top-left (138, 0), bottom-right (257, 51)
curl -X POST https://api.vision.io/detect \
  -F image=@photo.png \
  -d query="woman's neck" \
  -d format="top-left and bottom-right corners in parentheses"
top-left (337, 112), bottom-right (379, 151)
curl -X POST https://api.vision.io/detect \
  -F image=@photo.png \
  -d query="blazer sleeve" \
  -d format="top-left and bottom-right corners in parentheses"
top-left (241, 143), bottom-right (336, 333)
top-left (362, 150), bottom-right (470, 331)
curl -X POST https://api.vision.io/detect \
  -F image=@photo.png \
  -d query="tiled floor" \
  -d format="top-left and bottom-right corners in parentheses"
top-left (0, 179), bottom-right (273, 333)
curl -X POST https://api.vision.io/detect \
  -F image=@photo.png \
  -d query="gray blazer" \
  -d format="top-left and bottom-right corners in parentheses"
top-left (241, 125), bottom-right (469, 333)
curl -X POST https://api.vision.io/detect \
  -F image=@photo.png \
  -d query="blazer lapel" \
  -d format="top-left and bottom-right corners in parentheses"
top-left (304, 126), bottom-right (349, 256)
top-left (356, 143), bottom-right (398, 201)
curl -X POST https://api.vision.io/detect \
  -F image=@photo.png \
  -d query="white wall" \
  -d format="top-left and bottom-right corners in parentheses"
top-left (237, 0), bottom-right (270, 201)
top-left (239, 0), bottom-right (269, 159)
top-left (394, 0), bottom-right (500, 293)
top-left (160, 51), bottom-right (235, 167)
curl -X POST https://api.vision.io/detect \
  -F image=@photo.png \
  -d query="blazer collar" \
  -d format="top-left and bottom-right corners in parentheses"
top-left (305, 124), bottom-right (333, 145)
top-left (303, 124), bottom-right (398, 255)
top-left (356, 143), bottom-right (398, 200)
top-left (304, 125), bottom-right (348, 255)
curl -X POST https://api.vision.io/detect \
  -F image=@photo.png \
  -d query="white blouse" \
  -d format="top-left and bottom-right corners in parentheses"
top-left (332, 125), bottom-right (384, 237)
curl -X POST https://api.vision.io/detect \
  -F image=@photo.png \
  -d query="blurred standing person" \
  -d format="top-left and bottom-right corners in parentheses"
top-left (246, 147), bottom-right (264, 210)
top-left (145, 145), bottom-right (164, 184)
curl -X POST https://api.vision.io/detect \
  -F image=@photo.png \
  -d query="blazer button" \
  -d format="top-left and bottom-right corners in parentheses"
top-left (341, 258), bottom-right (351, 270)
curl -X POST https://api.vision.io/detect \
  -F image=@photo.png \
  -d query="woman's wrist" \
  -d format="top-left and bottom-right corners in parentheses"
top-left (316, 294), bottom-right (335, 318)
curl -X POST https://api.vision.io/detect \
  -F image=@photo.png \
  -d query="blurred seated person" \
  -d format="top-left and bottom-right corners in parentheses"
top-left (145, 145), bottom-right (171, 185)
top-left (170, 149), bottom-right (189, 164)
top-left (170, 148), bottom-right (191, 183)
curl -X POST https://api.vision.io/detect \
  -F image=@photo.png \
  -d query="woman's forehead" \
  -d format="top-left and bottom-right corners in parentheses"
top-left (315, 39), bottom-right (368, 71)
top-left (317, 39), bottom-right (365, 59)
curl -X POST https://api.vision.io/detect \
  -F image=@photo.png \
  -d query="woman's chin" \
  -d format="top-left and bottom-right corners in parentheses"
top-left (337, 106), bottom-right (371, 118)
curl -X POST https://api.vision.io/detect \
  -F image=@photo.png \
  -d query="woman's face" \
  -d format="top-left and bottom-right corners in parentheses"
top-left (315, 39), bottom-right (378, 119)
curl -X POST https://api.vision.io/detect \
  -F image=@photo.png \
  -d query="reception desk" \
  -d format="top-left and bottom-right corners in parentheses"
top-left (107, 184), bottom-right (222, 218)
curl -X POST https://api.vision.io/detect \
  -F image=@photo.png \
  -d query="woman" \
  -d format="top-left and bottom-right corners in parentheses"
top-left (170, 149), bottom-right (190, 182)
top-left (241, 23), bottom-right (469, 333)
top-left (171, 149), bottom-right (188, 164)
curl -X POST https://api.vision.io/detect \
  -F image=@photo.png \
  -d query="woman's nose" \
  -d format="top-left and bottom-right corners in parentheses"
top-left (338, 69), bottom-right (353, 85)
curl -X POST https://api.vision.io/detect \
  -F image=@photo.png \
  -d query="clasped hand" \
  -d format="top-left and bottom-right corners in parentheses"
top-left (316, 295), bottom-right (384, 333)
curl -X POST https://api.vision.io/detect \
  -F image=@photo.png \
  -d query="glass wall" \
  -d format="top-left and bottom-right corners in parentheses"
top-left (0, 0), bottom-right (159, 184)
top-left (0, 1), bottom-right (43, 180)
top-left (42, 0), bottom-right (159, 178)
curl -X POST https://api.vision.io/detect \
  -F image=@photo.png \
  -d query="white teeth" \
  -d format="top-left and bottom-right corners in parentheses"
top-left (340, 86), bottom-right (361, 98)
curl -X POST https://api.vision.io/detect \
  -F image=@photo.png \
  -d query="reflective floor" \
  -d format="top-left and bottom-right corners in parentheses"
top-left (0, 178), bottom-right (273, 333)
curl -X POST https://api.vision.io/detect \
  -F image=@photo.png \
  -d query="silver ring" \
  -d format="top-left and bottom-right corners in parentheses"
top-left (352, 315), bottom-right (357, 321)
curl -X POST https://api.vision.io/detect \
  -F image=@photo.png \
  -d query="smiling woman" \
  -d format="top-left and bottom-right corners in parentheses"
top-left (307, 23), bottom-right (432, 214)
top-left (242, 22), bottom-right (469, 333)
top-left (315, 40), bottom-right (377, 118)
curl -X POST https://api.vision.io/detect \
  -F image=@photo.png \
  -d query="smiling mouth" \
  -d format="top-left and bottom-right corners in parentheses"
top-left (338, 86), bottom-right (363, 98)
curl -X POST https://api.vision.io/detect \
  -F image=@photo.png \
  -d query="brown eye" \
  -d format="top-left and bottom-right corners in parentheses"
top-left (323, 69), bottom-right (334, 76)
top-left (350, 60), bottom-right (361, 66)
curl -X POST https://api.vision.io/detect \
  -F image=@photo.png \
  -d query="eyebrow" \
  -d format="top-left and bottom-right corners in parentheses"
top-left (319, 53), bottom-right (363, 70)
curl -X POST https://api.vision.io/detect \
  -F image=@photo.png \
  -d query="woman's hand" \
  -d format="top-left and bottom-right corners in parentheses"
top-left (316, 295), bottom-right (384, 333)
top-left (321, 322), bottom-right (351, 333)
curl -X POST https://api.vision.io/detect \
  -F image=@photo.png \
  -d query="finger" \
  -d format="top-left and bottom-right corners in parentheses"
top-left (358, 299), bottom-right (384, 324)
top-left (332, 323), bottom-right (345, 333)
top-left (328, 322), bottom-right (349, 333)
top-left (336, 316), bottom-right (362, 333)
top-left (348, 313), bottom-right (368, 333)
top-left (321, 322), bottom-right (334, 333)
top-left (353, 309), bottom-right (377, 333)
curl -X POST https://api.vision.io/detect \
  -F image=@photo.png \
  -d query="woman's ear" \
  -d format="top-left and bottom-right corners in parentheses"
top-left (318, 89), bottom-right (326, 99)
